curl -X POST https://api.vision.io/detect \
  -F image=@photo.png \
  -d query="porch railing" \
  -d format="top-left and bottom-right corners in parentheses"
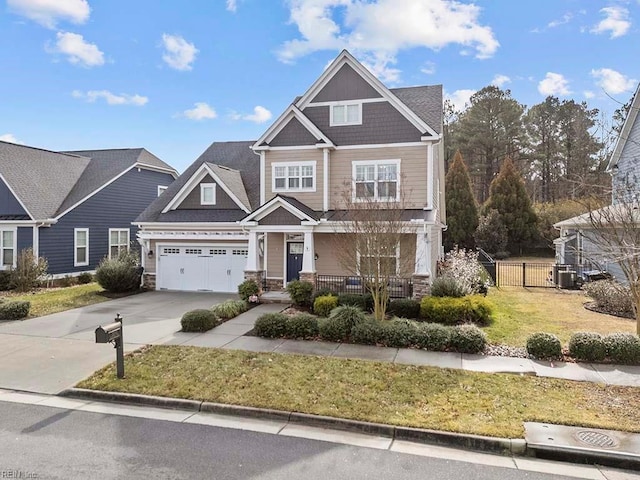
top-left (316, 275), bottom-right (413, 298)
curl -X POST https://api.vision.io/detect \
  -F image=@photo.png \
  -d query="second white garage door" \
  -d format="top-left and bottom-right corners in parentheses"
top-left (157, 245), bottom-right (248, 293)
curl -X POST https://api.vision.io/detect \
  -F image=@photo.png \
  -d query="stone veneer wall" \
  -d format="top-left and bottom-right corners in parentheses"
top-left (411, 273), bottom-right (431, 300)
top-left (143, 273), bottom-right (156, 290)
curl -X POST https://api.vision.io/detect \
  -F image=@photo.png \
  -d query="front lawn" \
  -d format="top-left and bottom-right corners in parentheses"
top-left (78, 345), bottom-right (640, 439)
top-left (1, 283), bottom-right (132, 318)
top-left (484, 287), bottom-right (635, 347)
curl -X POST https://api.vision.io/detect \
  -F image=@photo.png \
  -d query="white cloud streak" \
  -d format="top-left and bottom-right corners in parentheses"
top-left (182, 102), bottom-right (217, 120)
top-left (0, 133), bottom-right (23, 144)
top-left (538, 72), bottom-right (571, 96)
top-left (226, 0), bottom-right (238, 12)
top-left (230, 106), bottom-right (273, 124)
top-left (72, 90), bottom-right (148, 106)
top-left (591, 7), bottom-right (631, 38)
top-left (591, 68), bottom-right (636, 95)
top-left (161, 34), bottom-right (198, 71)
top-left (49, 31), bottom-right (104, 67)
top-left (491, 74), bottom-right (510, 87)
top-left (7, 0), bottom-right (90, 28)
top-left (445, 89), bottom-right (475, 112)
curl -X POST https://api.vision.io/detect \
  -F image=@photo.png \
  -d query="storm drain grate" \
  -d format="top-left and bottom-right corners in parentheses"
top-left (575, 430), bottom-right (619, 449)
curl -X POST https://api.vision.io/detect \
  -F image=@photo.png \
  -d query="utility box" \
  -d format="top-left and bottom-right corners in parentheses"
top-left (558, 270), bottom-right (577, 289)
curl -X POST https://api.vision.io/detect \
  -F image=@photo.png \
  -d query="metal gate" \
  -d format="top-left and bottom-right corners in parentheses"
top-left (495, 262), bottom-right (555, 288)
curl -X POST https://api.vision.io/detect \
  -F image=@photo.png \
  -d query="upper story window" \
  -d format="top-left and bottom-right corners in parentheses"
top-left (200, 183), bottom-right (216, 205)
top-left (0, 229), bottom-right (16, 270)
top-left (109, 229), bottom-right (130, 259)
top-left (330, 102), bottom-right (362, 126)
top-left (273, 161), bottom-right (316, 192)
top-left (353, 160), bottom-right (400, 201)
top-left (157, 185), bottom-right (168, 197)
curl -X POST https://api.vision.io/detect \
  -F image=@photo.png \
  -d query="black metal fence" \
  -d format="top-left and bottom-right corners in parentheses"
top-left (491, 262), bottom-right (601, 288)
top-left (316, 275), bottom-right (413, 298)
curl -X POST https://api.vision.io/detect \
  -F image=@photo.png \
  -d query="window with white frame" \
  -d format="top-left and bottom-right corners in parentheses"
top-left (330, 102), bottom-right (362, 126)
top-left (353, 160), bottom-right (400, 201)
top-left (74, 228), bottom-right (89, 267)
top-left (109, 229), bottom-right (130, 259)
top-left (273, 162), bottom-right (315, 192)
top-left (0, 229), bottom-right (16, 269)
top-left (358, 242), bottom-right (399, 276)
top-left (200, 183), bottom-right (216, 205)
top-left (157, 185), bottom-right (168, 197)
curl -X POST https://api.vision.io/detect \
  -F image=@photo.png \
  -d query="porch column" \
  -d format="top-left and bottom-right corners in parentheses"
top-left (301, 230), bottom-right (315, 273)
top-left (246, 230), bottom-right (259, 272)
top-left (413, 228), bottom-right (432, 300)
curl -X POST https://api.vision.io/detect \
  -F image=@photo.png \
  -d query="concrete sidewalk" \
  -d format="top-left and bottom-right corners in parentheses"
top-left (170, 305), bottom-right (640, 388)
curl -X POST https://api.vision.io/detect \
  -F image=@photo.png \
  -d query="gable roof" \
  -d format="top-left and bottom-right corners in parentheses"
top-left (241, 194), bottom-right (319, 224)
top-left (391, 85), bottom-right (443, 135)
top-left (136, 141), bottom-right (259, 223)
top-left (608, 82), bottom-right (640, 172)
top-left (252, 105), bottom-right (334, 150)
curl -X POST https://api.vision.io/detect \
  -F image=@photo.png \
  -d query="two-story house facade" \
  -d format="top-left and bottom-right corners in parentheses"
top-left (136, 50), bottom-right (445, 298)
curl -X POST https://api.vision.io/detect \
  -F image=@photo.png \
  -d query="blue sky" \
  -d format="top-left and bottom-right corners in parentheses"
top-left (1, 0), bottom-right (639, 172)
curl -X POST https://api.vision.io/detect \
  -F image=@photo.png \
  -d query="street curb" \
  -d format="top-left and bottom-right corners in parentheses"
top-left (59, 388), bottom-right (524, 456)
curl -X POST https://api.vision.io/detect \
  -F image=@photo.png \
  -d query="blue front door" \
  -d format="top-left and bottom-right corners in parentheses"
top-left (286, 242), bottom-right (304, 282)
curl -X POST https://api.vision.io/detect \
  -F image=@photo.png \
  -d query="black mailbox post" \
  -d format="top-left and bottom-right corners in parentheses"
top-left (95, 314), bottom-right (124, 378)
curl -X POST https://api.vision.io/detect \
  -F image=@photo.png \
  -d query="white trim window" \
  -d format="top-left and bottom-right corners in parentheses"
top-left (109, 229), bottom-right (130, 259)
top-left (357, 243), bottom-right (400, 276)
top-left (330, 102), bottom-right (362, 126)
top-left (74, 228), bottom-right (89, 267)
top-left (0, 228), bottom-right (16, 269)
top-left (200, 183), bottom-right (216, 205)
top-left (353, 159), bottom-right (400, 201)
top-left (272, 161), bottom-right (316, 192)
top-left (157, 185), bottom-right (168, 197)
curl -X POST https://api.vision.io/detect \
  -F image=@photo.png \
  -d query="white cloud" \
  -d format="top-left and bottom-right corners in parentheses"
top-left (491, 74), bottom-right (510, 87)
top-left (547, 12), bottom-right (573, 28)
top-left (278, 0), bottom-right (498, 83)
top-left (583, 90), bottom-right (595, 99)
top-left (49, 32), bottom-right (104, 67)
top-left (226, 0), bottom-right (238, 12)
top-left (445, 89), bottom-right (476, 112)
top-left (7, 0), bottom-right (90, 28)
top-left (230, 106), bottom-right (273, 124)
top-left (591, 68), bottom-right (636, 95)
top-left (72, 90), bottom-right (148, 106)
top-left (161, 34), bottom-right (198, 71)
top-left (421, 61), bottom-right (436, 75)
top-left (591, 7), bottom-right (630, 38)
top-left (182, 102), bottom-right (217, 120)
top-left (538, 72), bottom-right (571, 96)
top-left (0, 133), bottom-right (23, 144)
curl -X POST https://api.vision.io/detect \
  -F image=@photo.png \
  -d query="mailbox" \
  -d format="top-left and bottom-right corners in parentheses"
top-left (95, 322), bottom-right (122, 344)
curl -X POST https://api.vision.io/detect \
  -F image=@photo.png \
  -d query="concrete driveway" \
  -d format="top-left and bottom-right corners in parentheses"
top-left (0, 291), bottom-right (235, 394)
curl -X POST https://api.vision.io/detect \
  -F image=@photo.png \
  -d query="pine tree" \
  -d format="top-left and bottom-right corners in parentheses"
top-left (444, 151), bottom-right (478, 251)
top-left (483, 157), bottom-right (537, 254)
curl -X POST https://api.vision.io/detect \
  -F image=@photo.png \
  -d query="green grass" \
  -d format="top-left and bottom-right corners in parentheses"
top-left (483, 287), bottom-right (635, 346)
top-left (1, 283), bottom-right (132, 318)
top-left (78, 345), bottom-right (640, 439)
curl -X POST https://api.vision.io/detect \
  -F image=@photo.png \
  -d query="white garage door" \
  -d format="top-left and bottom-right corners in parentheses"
top-left (157, 245), bottom-right (248, 293)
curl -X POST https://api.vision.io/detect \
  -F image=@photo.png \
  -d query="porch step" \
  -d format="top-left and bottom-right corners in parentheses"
top-left (260, 291), bottom-right (292, 304)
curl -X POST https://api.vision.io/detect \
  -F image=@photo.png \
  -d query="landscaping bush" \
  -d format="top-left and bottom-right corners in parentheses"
top-left (430, 276), bottom-right (466, 298)
top-left (387, 298), bottom-right (420, 319)
top-left (180, 309), bottom-right (219, 332)
top-left (380, 319), bottom-right (418, 348)
top-left (211, 299), bottom-right (248, 320)
top-left (0, 300), bottom-right (30, 320)
top-left (77, 272), bottom-right (93, 284)
top-left (526, 332), bottom-right (562, 360)
top-left (285, 313), bottom-right (319, 339)
top-left (313, 294), bottom-right (338, 317)
top-left (319, 306), bottom-right (366, 342)
top-left (10, 248), bottom-right (48, 292)
top-left (414, 323), bottom-right (452, 351)
top-left (311, 288), bottom-right (334, 308)
top-left (0, 271), bottom-right (11, 291)
top-left (419, 296), bottom-right (492, 326)
top-left (58, 275), bottom-right (75, 288)
top-left (568, 332), bottom-right (607, 362)
top-left (95, 251), bottom-right (141, 293)
top-left (254, 313), bottom-right (288, 338)
top-left (583, 280), bottom-right (634, 318)
top-left (437, 247), bottom-right (491, 295)
top-left (604, 333), bottom-right (640, 365)
top-left (449, 324), bottom-right (487, 354)
top-left (350, 319), bottom-right (385, 345)
top-left (238, 279), bottom-right (260, 302)
top-left (337, 293), bottom-right (369, 311)
top-left (286, 280), bottom-right (314, 307)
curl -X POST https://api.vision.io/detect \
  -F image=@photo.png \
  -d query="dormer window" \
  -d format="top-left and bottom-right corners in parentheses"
top-left (200, 183), bottom-right (216, 205)
top-left (330, 102), bottom-right (362, 126)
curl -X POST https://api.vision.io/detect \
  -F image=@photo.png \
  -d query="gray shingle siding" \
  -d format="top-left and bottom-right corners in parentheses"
top-left (612, 114), bottom-right (640, 204)
top-left (270, 118), bottom-right (318, 147)
top-left (39, 168), bottom-right (175, 274)
top-left (0, 177), bottom-right (27, 217)
top-left (303, 102), bottom-right (423, 145)
top-left (311, 64), bottom-right (382, 102)
top-left (17, 227), bottom-right (32, 253)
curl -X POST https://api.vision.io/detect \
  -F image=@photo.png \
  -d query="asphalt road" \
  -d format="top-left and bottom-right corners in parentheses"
top-left (0, 402), bottom-right (586, 480)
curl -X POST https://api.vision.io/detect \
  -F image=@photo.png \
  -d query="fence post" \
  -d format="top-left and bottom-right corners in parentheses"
top-left (522, 262), bottom-right (526, 288)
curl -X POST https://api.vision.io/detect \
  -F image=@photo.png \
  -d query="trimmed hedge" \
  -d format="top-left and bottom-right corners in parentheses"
top-left (568, 332), bottom-right (607, 362)
top-left (95, 255), bottom-right (141, 293)
top-left (430, 277), bottom-right (466, 298)
top-left (415, 323), bottom-right (451, 351)
top-left (0, 300), bottom-right (30, 320)
top-left (238, 280), bottom-right (260, 301)
top-left (77, 272), bottom-right (93, 284)
top-left (387, 299), bottom-right (420, 319)
top-left (350, 319), bottom-right (385, 345)
top-left (338, 293), bottom-right (374, 312)
top-left (211, 299), bottom-right (249, 320)
top-left (319, 305), bottom-right (367, 342)
top-left (420, 296), bottom-right (492, 326)
top-left (286, 280), bottom-right (314, 307)
top-left (313, 295), bottom-right (338, 317)
top-left (285, 313), bottom-right (319, 339)
top-left (526, 332), bottom-right (562, 360)
top-left (604, 333), bottom-right (640, 365)
top-left (254, 313), bottom-right (289, 338)
top-left (449, 324), bottom-right (487, 354)
top-left (181, 309), bottom-right (219, 332)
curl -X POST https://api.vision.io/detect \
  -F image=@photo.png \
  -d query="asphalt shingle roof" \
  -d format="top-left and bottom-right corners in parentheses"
top-left (205, 163), bottom-right (251, 212)
top-left (391, 85), bottom-right (443, 135)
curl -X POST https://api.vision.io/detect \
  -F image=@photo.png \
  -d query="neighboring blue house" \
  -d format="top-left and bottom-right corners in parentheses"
top-left (554, 83), bottom-right (640, 282)
top-left (0, 141), bottom-right (177, 277)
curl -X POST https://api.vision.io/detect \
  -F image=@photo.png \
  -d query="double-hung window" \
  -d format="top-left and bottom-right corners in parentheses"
top-left (74, 228), bottom-right (89, 267)
top-left (0, 229), bottom-right (16, 269)
top-left (109, 229), bottom-right (130, 259)
top-left (330, 103), bottom-right (361, 126)
top-left (353, 160), bottom-right (399, 201)
top-left (273, 162), bottom-right (315, 192)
